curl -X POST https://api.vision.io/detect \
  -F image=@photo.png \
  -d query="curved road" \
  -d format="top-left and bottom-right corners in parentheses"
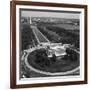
top-left (22, 46), bottom-right (80, 76)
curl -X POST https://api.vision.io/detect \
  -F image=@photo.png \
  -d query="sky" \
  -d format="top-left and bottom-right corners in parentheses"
top-left (21, 10), bottom-right (80, 19)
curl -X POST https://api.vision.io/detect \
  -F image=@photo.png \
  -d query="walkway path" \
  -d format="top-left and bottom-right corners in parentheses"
top-left (31, 25), bottom-right (50, 44)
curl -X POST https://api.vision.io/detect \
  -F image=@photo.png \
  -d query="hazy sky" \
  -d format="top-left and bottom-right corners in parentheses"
top-left (21, 10), bottom-right (80, 19)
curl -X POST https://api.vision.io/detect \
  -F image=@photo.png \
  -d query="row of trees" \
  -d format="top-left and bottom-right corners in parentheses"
top-left (37, 26), bottom-right (60, 43)
top-left (37, 25), bottom-right (79, 49)
top-left (63, 48), bottom-right (78, 61)
top-left (46, 26), bottom-right (79, 49)
top-left (21, 23), bottom-right (38, 51)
